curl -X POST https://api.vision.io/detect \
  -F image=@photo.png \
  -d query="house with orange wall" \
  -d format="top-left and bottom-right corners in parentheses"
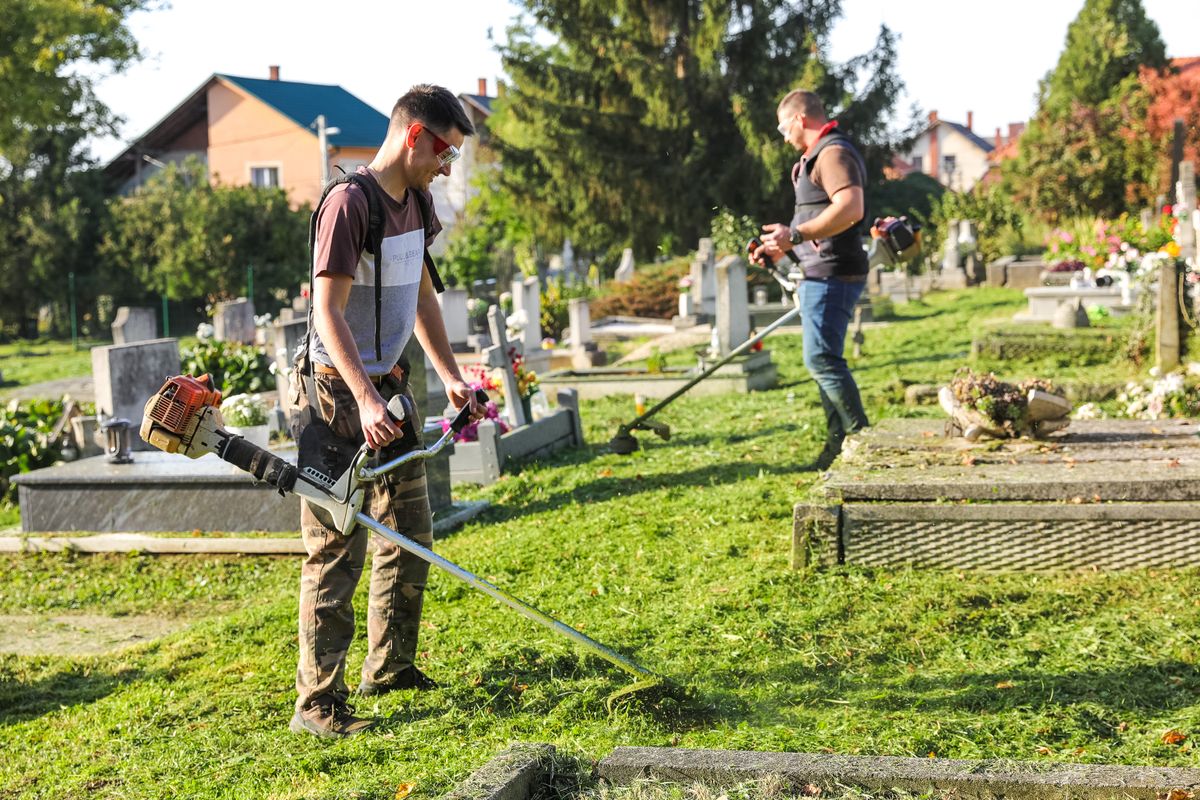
top-left (104, 66), bottom-right (384, 209)
top-left (104, 68), bottom-right (495, 252)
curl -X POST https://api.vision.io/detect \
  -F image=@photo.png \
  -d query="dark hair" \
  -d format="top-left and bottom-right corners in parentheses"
top-left (390, 84), bottom-right (475, 138)
top-left (777, 89), bottom-right (826, 121)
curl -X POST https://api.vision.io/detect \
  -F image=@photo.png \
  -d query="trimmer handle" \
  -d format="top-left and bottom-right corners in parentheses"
top-left (748, 236), bottom-right (801, 265)
top-left (448, 389), bottom-right (491, 434)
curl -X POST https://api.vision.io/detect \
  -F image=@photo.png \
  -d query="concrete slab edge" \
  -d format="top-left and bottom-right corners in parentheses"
top-left (0, 500), bottom-right (492, 555)
top-left (597, 747), bottom-right (1200, 800)
top-left (442, 743), bottom-right (555, 800)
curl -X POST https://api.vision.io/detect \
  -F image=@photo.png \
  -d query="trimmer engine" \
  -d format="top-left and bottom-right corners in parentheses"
top-left (141, 374), bottom-right (226, 457)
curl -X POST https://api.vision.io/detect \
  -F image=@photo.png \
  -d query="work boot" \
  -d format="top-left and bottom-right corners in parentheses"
top-left (357, 666), bottom-right (439, 696)
top-left (799, 446), bottom-right (839, 472)
top-left (289, 700), bottom-right (374, 739)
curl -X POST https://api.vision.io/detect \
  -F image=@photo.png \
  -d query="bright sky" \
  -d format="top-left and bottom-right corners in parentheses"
top-left (89, 0), bottom-right (1200, 164)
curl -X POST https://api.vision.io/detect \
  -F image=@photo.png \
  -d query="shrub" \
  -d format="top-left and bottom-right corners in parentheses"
top-left (1, 398), bottom-right (66, 506)
top-left (591, 259), bottom-right (688, 320)
top-left (181, 339), bottom-right (272, 396)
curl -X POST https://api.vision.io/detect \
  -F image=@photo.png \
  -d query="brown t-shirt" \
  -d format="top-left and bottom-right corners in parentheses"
top-left (810, 144), bottom-right (864, 197)
top-left (309, 167), bottom-right (442, 375)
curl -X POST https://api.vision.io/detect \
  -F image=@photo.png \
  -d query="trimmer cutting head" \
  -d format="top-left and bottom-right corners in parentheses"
top-left (609, 421), bottom-right (671, 455)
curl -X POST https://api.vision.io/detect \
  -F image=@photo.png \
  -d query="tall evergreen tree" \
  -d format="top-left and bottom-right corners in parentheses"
top-left (488, 1), bottom-right (912, 267)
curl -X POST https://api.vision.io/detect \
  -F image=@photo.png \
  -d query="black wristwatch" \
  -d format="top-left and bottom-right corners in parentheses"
top-left (789, 227), bottom-right (804, 245)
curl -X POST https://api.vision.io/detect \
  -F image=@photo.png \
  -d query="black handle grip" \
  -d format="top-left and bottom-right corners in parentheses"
top-left (219, 434), bottom-right (297, 494)
top-left (450, 389), bottom-right (490, 434)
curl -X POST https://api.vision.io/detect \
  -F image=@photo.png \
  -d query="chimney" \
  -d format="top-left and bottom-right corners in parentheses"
top-left (967, 110), bottom-right (974, 131)
top-left (269, 65), bottom-right (280, 81)
top-left (1009, 122), bottom-right (1025, 141)
top-left (928, 111), bottom-right (939, 180)
top-left (478, 77), bottom-right (487, 96)
top-left (995, 127), bottom-right (1002, 148)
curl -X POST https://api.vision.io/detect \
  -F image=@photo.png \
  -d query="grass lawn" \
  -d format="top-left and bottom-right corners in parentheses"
top-left (1, 289), bottom-right (1197, 799)
top-left (0, 339), bottom-right (107, 393)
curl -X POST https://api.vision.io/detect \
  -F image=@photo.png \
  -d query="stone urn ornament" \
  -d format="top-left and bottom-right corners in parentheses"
top-left (940, 369), bottom-right (1072, 441)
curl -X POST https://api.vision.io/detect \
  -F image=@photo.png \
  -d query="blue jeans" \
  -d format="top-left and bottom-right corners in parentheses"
top-left (801, 277), bottom-right (869, 456)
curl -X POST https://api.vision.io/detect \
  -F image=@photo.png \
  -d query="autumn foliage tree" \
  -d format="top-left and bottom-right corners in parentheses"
top-left (1006, 0), bottom-right (1168, 220)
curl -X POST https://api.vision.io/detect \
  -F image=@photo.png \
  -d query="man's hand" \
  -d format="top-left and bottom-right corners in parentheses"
top-left (760, 223), bottom-right (795, 258)
top-left (357, 387), bottom-right (404, 450)
top-left (445, 378), bottom-right (485, 423)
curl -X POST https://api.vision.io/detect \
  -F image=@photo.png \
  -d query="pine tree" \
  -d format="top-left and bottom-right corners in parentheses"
top-left (486, 0), bottom-right (913, 268)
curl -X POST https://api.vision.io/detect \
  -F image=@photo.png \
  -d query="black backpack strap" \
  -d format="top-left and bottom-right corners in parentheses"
top-left (412, 189), bottom-right (445, 294)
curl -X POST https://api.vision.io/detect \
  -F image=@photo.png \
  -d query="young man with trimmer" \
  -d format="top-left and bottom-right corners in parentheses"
top-left (750, 88), bottom-right (870, 471)
top-left (291, 84), bottom-right (483, 738)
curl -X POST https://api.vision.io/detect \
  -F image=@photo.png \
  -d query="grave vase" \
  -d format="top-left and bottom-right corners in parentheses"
top-left (227, 424), bottom-right (269, 449)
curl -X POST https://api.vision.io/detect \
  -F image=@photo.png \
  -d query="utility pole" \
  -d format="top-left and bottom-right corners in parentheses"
top-left (315, 115), bottom-right (341, 187)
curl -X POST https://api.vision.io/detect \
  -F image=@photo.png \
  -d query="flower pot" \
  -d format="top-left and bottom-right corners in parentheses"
top-left (226, 424), bottom-right (269, 449)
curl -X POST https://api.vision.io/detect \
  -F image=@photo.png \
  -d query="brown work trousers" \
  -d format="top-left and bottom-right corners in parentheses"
top-left (294, 372), bottom-right (432, 713)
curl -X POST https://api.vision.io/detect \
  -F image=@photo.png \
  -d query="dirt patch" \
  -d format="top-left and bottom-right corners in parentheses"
top-left (0, 613), bottom-right (188, 656)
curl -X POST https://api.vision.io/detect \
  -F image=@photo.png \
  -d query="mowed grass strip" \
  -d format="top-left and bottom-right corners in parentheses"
top-left (1, 290), bottom-right (1196, 800)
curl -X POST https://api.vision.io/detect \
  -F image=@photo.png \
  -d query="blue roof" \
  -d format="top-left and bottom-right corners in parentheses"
top-left (217, 74), bottom-right (388, 148)
top-left (944, 121), bottom-right (994, 153)
top-left (460, 93), bottom-right (493, 115)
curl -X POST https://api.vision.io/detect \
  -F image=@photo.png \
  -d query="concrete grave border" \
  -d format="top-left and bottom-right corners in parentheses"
top-left (0, 500), bottom-right (490, 554)
top-left (442, 743), bottom-right (556, 800)
top-left (596, 747), bottom-right (1200, 800)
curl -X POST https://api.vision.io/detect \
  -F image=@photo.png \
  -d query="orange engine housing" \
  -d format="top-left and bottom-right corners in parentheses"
top-left (146, 374), bottom-right (222, 435)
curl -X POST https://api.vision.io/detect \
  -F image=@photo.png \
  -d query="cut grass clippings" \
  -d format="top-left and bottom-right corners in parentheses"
top-left (0, 289), bottom-right (1197, 799)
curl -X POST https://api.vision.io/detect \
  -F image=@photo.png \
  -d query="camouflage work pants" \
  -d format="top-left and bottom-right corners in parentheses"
top-left (294, 372), bottom-right (433, 712)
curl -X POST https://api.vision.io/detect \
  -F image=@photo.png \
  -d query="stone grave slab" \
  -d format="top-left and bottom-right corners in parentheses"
top-left (91, 338), bottom-right (180, 451)
top-left (795, 417), bottom-right (1200, 570)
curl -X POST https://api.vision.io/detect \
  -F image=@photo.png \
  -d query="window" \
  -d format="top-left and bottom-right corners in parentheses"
top-left (942, 155), bottom-right (957, 175)
top-left (250, 166), bottom-right (280, 188)
top-left (910, 155), bottom-right (923, 173)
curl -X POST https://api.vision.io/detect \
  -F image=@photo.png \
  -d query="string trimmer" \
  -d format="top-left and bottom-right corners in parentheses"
top-left (609, 243), bottom-right (803, 455)
top-left (141, 374), bottom-right (675, 706)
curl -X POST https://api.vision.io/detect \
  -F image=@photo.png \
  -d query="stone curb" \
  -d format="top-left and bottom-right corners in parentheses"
top-left (442, 743), bottom-right (555, 800)
top-left (597, 747), bottom-right (1200, 800)
top-left (0, 500), bottom-right (491, 555)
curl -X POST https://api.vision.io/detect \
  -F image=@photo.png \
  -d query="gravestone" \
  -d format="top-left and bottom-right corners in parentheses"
top-left (568, 298), bottom-right (605, 368)
top-left (940, 219), bottom-right (968, 289)
top-left (484, 305), bottom-right (527, 428)
top-left (511, 276), bottom-right (550, 375)
top-left (213, 298), bottom-right (256, 345)
top-left (715, 256), bottom-right (750, 355)
top-left (92, 339), bottom-right (180, 452)
top-left (111, 307), bottom-right (157, 345)
top-left (691, 239), bottom-right (717, 318)
top-left (1176, 161), bottom-right (1196, 263)
top-left (511, 277), bottom-right (541, 351)
top-left (1156, 259), bottom-right (1180, 371)
top-left (614, 248), bottom-right (636, 283)
top-left (1052, 298), bottom-right (1090, 329)
top-left (561, 238), bottom-right (575, 278)
top-left (438, 287), bottom-right (470, 351)
top-left (272, 317), bottom-right (308, 421)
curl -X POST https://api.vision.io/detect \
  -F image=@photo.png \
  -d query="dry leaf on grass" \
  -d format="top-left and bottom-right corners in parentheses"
top-left (1161, 729), bottom-right (1188, 745)
top-left (395, 782), bottom-right (415, 800)
top-left (995, 681), bottom-right (1014, 689)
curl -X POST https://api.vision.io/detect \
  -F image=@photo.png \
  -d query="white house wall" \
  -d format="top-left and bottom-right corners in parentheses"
top-left (904, 125), bottom-right (991, 192)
